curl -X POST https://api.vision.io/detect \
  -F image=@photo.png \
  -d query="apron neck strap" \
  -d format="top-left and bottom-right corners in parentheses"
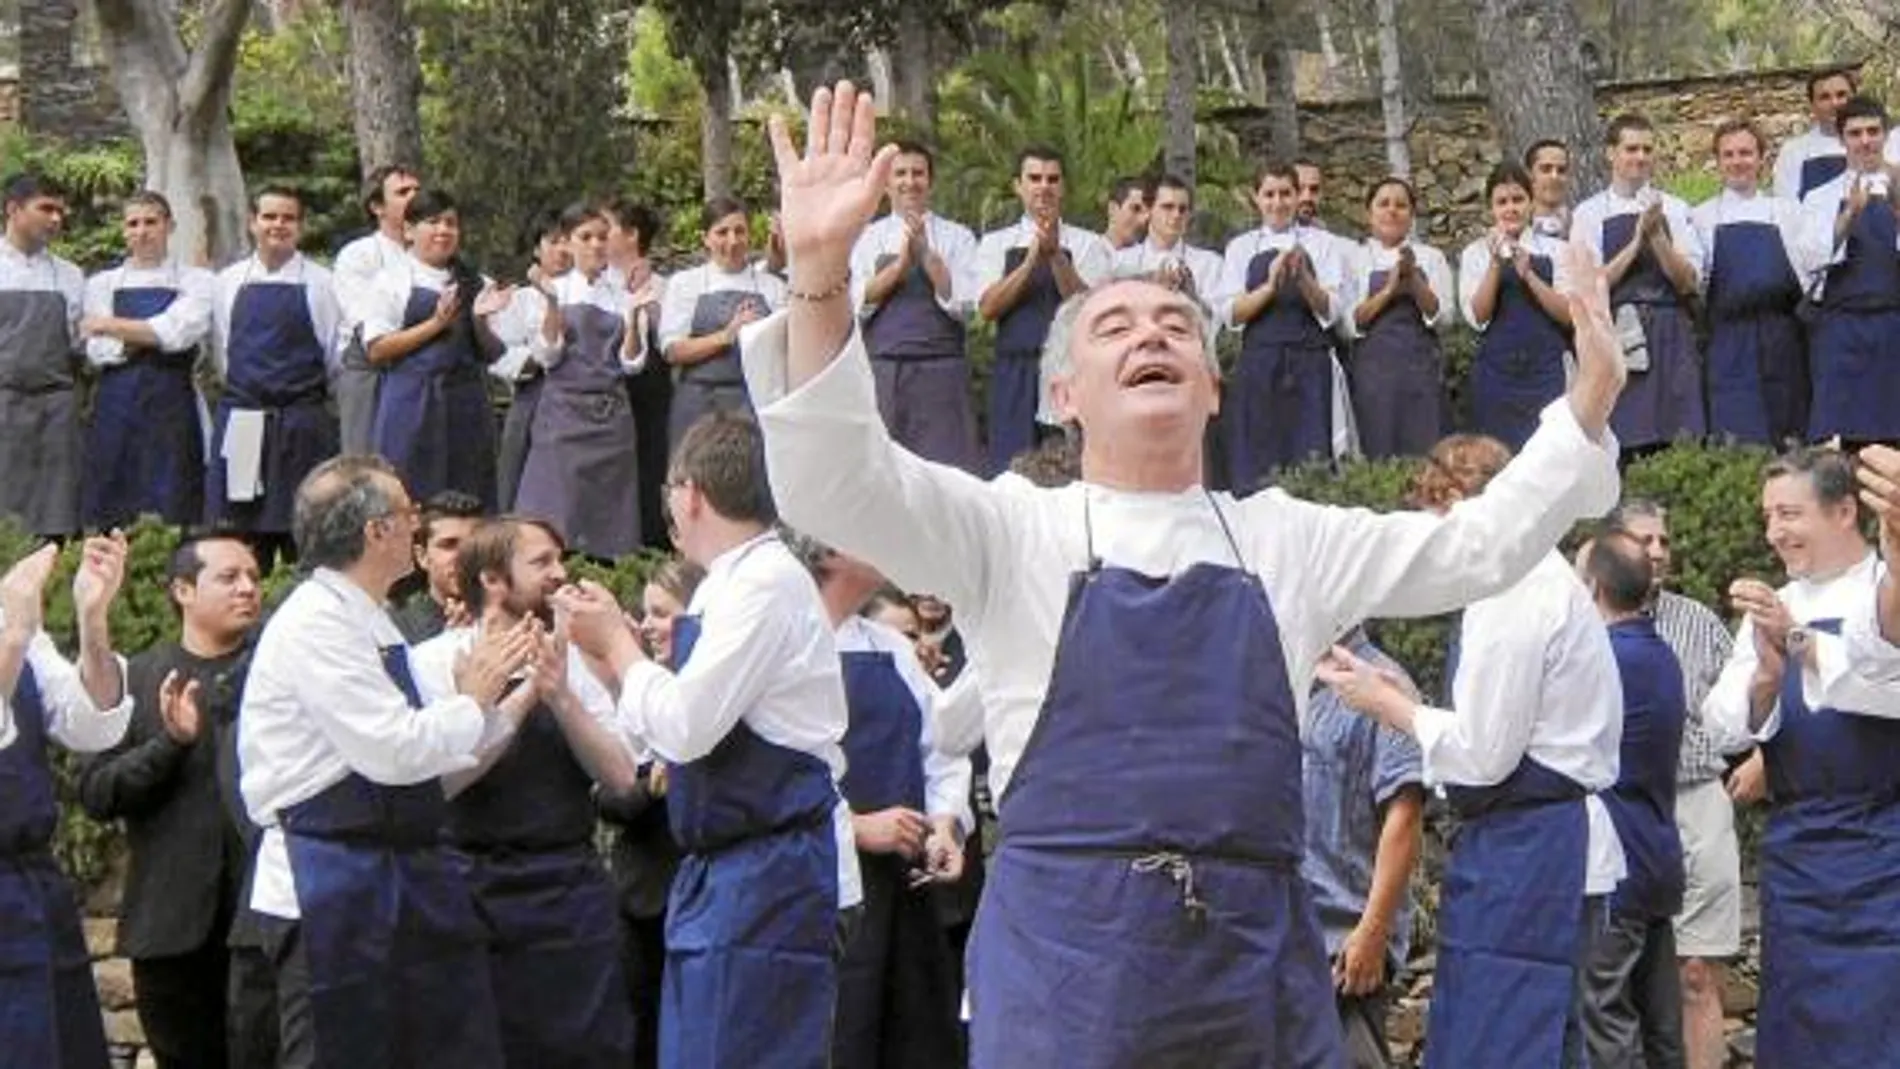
top-left (1079, 488), bottom-right (1249, 574)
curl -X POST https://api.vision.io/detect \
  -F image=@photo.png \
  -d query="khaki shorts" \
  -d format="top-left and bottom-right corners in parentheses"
top-left (1672, 777), bottom-right (1742, 958)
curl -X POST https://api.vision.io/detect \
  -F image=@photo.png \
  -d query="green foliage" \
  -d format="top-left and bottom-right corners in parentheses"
top-left (0, 131), bottom-right (143, 271)
top-left (231, 13), bottom-right (361, 255)
top-left (1660, 170), bottom-right (1724, 208)
top-left (626, 6), bottom-right (700, 118)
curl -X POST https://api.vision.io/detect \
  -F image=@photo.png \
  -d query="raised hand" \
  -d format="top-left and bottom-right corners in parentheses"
top-left (1730, 578), bottom-right (1794, 653)
top-left (1, 544), bottom-right (59, 637)
top-left (1859, 445), bottom-right (1900, 568)
top-left (431, 284), bottom-right (464, 329)
top-left (768, 82), bottom-right (898, 282)
top-left (1561, 239), bottom-right (1628, 440)
top-left (454, 617), bottom-right (538, 709)
top-left (530, 625), bottom-right (571, 704)
top-left (157, 669), bottom-right (203, 744)
top-left (472, 282), bottom-right (513, 319)
top-left (73, 532), bottom-right (129, 621)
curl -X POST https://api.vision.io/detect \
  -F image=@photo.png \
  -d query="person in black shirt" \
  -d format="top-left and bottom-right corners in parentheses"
top-left (388, 489), bottom-right (483, 643)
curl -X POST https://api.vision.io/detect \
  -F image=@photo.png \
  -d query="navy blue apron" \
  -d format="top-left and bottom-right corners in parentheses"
top-left (833, 646), bottom-right (963, 1069)
top-left (207, 280), bottom-right (338, 534)
top-left (1809, 194), bottom-right (1900, 443)
top-left (1705, 220), bottom-right (1810, 446)
top-left (0, 667), bottom-right (112, 1069)
top-left (1225, 248), bottom-right (1334, 493)
top-left (1349, 266), bottom-right (1442, 459)
top-left (82, 284), bottom-right (205, 528)
top-left (276, 644), bottom-right (502, 1069)
top-left (447, 679), bottom-right (634, 1068)
top-left (988, 245), bottom-right (1063, 474)
top-left (371, 281), bottom-right (498, 508)
top-left (1601, 618), bottom-right (1686, 921)
top-left (662, 607), bottom-right (843, 1069)
top-left (669, 288), bottom-right (765, 447)
top-left (867, 252), bottom-right (980, 472)
top-left (1757, 618), bottom-right (1900, 1065)
top-left (967, 495), bottom-right (1342, 1067)
top-left (1800, 154), bottom-right (1847, 202)
top-left (1472, 252), bottom-right (1570, 452)
top-left (515, 298), bottom-right (642, 558)
top-left (1601, 212), bottom-right (1706, 448)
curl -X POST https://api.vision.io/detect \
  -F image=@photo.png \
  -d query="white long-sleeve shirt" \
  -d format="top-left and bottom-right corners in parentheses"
top-left (1570, 185), bottom-right (1705, 291)
top-left (931, 667), bottom-right (987, 760)
top-left (1842, 565), bottom-right (1900, 688)
top-left (238, 570), bottom-right (496, 919)
top-left (836, 615), bottom-right (974, 832)
top-left (615, 531), bottom-right (861, 909)
top-left (332, 230), bottom-right (409, 339)
top-left (1706, 552), bottom-right (1893, 745)
top-left (484, 284), bottom-right (564, 381)
top-left (741, 311), bottom-right (1621, 801)
top-left (1213, 223), bottom-right (1350, 331)
top-left (210, 254), bottom-right (345, 378)
top-left (1410, 551), bottom-right (1627, 894)
top-left (1110, 237), bottom-right (1225, 297)
top-left (658, 262), bottom-right (786, 358)
top-left (1456, 229), bottom-right (1572, 331)
top-left (1344, 238), bottom-right (1455, 337)
top-left (1690, 187), bottom-right (1831, 290)
top-left (849, 211), bottom-right (979, 319)
top-left (81, 258), bottom-right (217, 369)
top-left (1773, 124), bottom-right (1846, 202)
top-left (0, 621), bottom-right (132, 754)
top-left (1798, 169), bottom-right (1900, 301)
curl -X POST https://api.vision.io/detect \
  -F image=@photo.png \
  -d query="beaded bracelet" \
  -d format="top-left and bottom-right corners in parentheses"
top-left (786, 274), bottom-right (851, 302)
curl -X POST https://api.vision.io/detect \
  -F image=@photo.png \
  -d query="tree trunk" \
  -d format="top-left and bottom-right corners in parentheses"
top-left (1162, 0), bottom-right (1198, 185)
top-left (889, 0), bottom-right (939, 134)
top-left (339, 0), bottom-right (425, 176)
top-left (1253, 3), bottom-right (1300, 161)
top-left (1374, 0), bottom-right (1411, 177)
top-left (93, 0), bottom-right (252, 266)
top-left (701, 64), bottom-right (735, 202)
top-left (20, 0), bottom-right (126, 142)
top-left (1473, 0), bottom-right (1605, 200)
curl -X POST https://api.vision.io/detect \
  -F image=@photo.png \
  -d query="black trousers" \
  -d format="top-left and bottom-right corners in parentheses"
top-left (831, 855), bottom-right (962, 1069)
top-left (132, 942), bottom-right (227, 1069)
top-left (226, 943), bottom-right (280, 1069)
top-left (617, 912), bottom-right (666, 1069)
top-left (1583, 909), bottom-right (1686, 1069)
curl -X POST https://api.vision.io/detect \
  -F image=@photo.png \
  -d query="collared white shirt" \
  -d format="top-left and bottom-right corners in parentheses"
top-left (1888, 127), bottom-right (1900, 166)
top-left (210, 253), bottom-right (344, 378)
top-left (81, 257), bottom-right (216, 369)
top-left (615, 532), bottom-right (862, 909)
top-left (1774, 124), bottom-right (1847, 202)
top-left (972, 216), bottom-right (1114, 303)
top-left (1410, 551), bottom-right (1627, 895)
top-left (1842, 560), bottom-right (1900, 688)
top-left (1570, 185), bottom-right (1705, 290)
top-left (657, 262), bottom-right (786, 356)
top-left (1344, 238), bottom-right (1455, 337)
top-left (1691, 186), bottom-right (1830, 288)
top-left (0, 239), bottom-right (84, 341)
top-left (836, 615), bottom-right (974, 832)
top-left (930, 665), bottom-right (987, 760)
top-left (849, 211), bottom-right (979, 319)
top-left (409, 622), bottom-right (637, 774)
top-left (239, 570), bottom-right (492, 920)
top-left (1708, 552), bottom-right (1894, 745)
top-left (1110, 237), bottom-right (1225, 298)
top-left (741, 311), bottom-right (1621, 803)
top-left (544, 268), bottom-right (657, 374)
top-left (357, 254), bottom-right (465, 347)
top-left (0, 615), bottom-right (132, 754)
top-left (1456, 229), bottom-right (1571, 330)
top-left (1213, 223), bottom-right (1350, 330)
top-left (486, 284), bottom-right (565, 381)
top-left (1797, 168), bottom-right (1900, 299)
top-left (332, 230), bottom-right (409, 336)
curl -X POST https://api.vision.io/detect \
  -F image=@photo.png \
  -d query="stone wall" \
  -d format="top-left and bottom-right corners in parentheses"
top-left (1213, 61), bottom-right (1858, 246)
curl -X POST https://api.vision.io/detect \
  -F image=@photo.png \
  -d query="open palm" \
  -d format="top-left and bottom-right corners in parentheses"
top-left (769, 82), bottom-right (898, 269)
top-left (1563, 239), bottom-right (1628, 398)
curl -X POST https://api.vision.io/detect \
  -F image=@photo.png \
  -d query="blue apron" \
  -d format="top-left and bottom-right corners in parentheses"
top-left (1809, 196), bottom-right (1900, 443)
top-left (370, 283), bottom-right (497, 508)
top-left (1705, 220), bottom-right (1810, 446)
top-left (447, 682), bottom-right (634, 1068)
top-left (662, 608), bottom-right (843, 1069)
top-left (967, 495), bottom-right (1342, 1068)
top-left (276, 645), bottom-right (502, 1069)
top-left (207, 280), bottom-right (338, 534)
top-left (833, 647), bottom-right (963, 1069)
top-left (1601, 213), bottom-right (1706, 448)
top-left (82, 284), bottom-right (205, 528)
top-left (514, 300), bottom-right (642, 558)
top-left (988, 246), bottom-right (1063, 474)
top-left (1472, 252), bottom-right (1570, 451)
top-left (1602, 618), bottom-right (1686, 920)
top-left (669, 288), bottom-right (765, 447)
top-left (867, 253), bottom-right (980, 472)
top-left (0, 667), bottom-right (112, 1069)
top-left (1225, 248), bottom-right (1334, 492)
top-left (1800, 154), bottom-right (1847, 202)
top-left (1349, 267), bottom-right (1442, 459)
top-left (1757, 618), bottom-right (1900, 1066)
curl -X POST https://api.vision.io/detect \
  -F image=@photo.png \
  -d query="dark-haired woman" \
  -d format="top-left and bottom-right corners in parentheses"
top-left (1347, 177), bottom-right (1453, 459)
top-left (362, 190), bottom-right (507, 508)
top-left (658, 197), bottom-right (785, 446)
top-left (1459, 164), bottom-right (1576, 452)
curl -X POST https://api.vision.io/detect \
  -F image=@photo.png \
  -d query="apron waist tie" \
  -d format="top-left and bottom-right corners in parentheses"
top-left (1008, 840), bottom-right (1296, 919)
top-left (1130, 851), bottom-right (1209, 921)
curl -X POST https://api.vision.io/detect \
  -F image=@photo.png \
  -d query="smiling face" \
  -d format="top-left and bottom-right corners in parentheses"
top-left (1367, 182), bottom-right (1414, 247)
top-left (408, 209), bottom-right (461, 268)
top-left (1761, 473), bottom-right (1859, 579)
top-left (640, 582), bottom-right (687, 663)
top-left (703, 210), bottom-right (751, 272)
top-left (888, 152), bottom-right (934, 216)
top-left (1844, 115), bottom-right (1887, 172)
top-left (1527, 145), bottom-right (1570, 210)
top-left (1812, 74), bottom-right (1854, 128)
top-left (1254, 174), bottom-right (1298, 230)
top-left (567, 217), bottom-right (609, 276)
top-left (1490, 180), bottom-right (1531, 236)
top-left (1609, 127), bottom-right (1656, 188)
top-left (1048, 279), bottom-right (1218, 444)
top-left (1716, 129), bottom-right (1763, 192)
top-left (1016, 157), bottom-right (1065, 220)
top-left (250, 194), bottom-right (303, 262)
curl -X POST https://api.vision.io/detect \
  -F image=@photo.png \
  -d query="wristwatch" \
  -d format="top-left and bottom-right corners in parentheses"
top-left (1787, 626), bottom-right (1812, 657)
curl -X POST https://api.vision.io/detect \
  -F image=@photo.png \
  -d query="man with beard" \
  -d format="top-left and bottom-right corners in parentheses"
top-left (390, 491), bottom-right (484, 644)
top-left (410, 517), bottom-right (641, 1067)
top-left (1773, 69), bottom-right (1858, 202)
top-left (1526, 141), bottom-right (1574, 240)
top-left (78, 535), bottom-right (277, 1069)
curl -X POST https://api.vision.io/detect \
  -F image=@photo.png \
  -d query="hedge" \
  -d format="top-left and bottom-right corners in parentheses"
top-left (14, 441), bottom-right (1782, 891)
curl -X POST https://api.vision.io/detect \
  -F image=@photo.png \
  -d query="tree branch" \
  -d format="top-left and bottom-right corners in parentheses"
top-left (181, 0), bottom-right (253, 115)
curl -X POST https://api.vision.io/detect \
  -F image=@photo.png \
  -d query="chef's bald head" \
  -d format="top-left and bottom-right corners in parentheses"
top-left (294, 455), bottom-right (408, 571)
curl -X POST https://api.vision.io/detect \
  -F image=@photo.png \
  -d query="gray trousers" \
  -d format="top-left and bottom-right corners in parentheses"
top-left (1339, 989), bottom-right (1393, 1069)
top-left (1582, 907), bottom-right (1686, 1069)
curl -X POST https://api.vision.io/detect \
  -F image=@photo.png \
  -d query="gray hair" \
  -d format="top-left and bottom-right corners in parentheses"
top-left (1603, 497), bottom-right (1667, 531)
top-left (1040, 277), bottom-right (1221, 386)
top-left (292, 455), bottom-right (402, 570)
